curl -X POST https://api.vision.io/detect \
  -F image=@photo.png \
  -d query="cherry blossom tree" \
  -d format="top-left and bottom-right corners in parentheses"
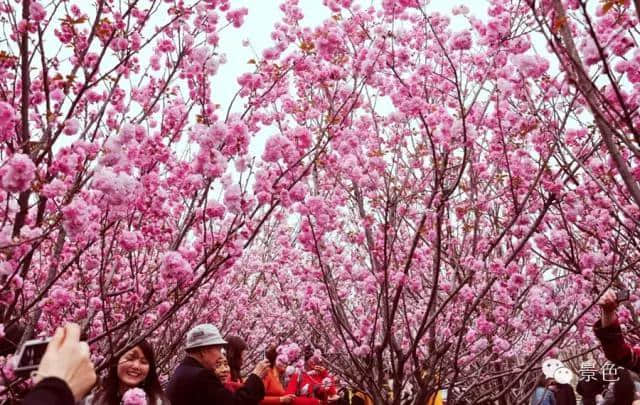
top-left (1, 0), bottom-right (640, 404)
top-left (230, 0), bottom-right (640, 403)
top-left (0, 0), bottom-right (318, 399)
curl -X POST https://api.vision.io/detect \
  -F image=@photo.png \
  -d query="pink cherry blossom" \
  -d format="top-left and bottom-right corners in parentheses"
top-left (160, 251), bottom-right (193, 286)
top-left (29, 2), bottom-right (47, 22)
top-left (0, 102), bottom-right (17, 140)
top-left (1, 154), bottom-right (36, 193)
top-left (122, 388), bottom-right (147, 405)
top-left (452, 5), bottom-right (469, 15)
top-left (223, 184), bottom-right (243, 214)
top-left (450, 30), bottom-right (472, 50)
top-left (91, 167), bottom-right (139, 207)
top-left (511, 54), bottom-right (550, 78)
top-left (120, 230), bottom-right (141, 251)
top-left (226, 8), bottom-right (248, 28)
top-left (61, 198), bottom-right (99, 239)
top-left (63, 118), bottom-right (80, 135)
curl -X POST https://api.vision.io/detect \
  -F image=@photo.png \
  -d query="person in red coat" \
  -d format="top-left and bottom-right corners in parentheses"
top-left (261, 346), bottom-right (319, 405)
top-left (285, 346), bottom-right (338, 405)
top-left (595, 289), bottom-right (640, 372)
top-left (594, 289), bottom-right (639, 405)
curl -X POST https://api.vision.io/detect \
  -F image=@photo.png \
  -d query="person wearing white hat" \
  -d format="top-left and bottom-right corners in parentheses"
top-left (167, 324), bottom-right (269, 405)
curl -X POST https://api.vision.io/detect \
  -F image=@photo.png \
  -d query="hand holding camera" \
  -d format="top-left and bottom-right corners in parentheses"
top-left (17, 323), bottom-right (96, 401)
top-left (598, 289), bottom-right (629, 328)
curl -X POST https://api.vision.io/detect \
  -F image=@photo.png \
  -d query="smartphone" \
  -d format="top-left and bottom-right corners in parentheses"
top-left (14, 337), bottom-right (51, 374)
top-left (616, 290), bottom-right (630, 303)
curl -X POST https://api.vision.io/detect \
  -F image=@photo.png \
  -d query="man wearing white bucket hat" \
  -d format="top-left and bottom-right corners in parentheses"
top-left (167, 324), bottom-right (269, 405)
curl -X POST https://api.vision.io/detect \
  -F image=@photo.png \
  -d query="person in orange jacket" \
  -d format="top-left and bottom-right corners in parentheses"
top-left (262, 346), bottom-right (319, 405)
top-left (425, 390), bottom-right (444, 405)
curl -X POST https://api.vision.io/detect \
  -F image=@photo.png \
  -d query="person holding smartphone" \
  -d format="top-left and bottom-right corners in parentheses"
top-left (594, 289), bottom-right (640, 372)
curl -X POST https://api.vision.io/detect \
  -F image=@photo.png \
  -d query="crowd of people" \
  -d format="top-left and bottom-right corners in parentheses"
top-left (17, 288), bottom-right (640, 405)
top-left (22, 323), bottom-right (340, 405)
top-left (530, 366), bottom-right (640, 405)
top-left (529, 289), bottom-right (640, 405)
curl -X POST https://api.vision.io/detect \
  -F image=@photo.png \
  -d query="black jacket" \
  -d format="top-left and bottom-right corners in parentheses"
top-left (23, 377), bottom-right (74, 405)
top-left (576, 372), bottom-right (605, 405)
top-left (605, 368), bottom-right (636, 405)
top-left (167, 356), bottom-right (264, 405)
top-left (554, 384), bottom-right (576, 405)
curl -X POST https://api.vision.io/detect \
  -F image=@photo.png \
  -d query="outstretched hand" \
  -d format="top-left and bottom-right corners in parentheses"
top-left (252, 359), bottom-right (270, 379)
top-left (280, 394), bottom-right (296, 403)
top-left (598, 289), bottom-right (619, 328)
top-left (34, 323), bottom-right (96, 401)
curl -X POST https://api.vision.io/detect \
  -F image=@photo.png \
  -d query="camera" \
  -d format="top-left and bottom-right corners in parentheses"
top-left (14, 337), bottom-right (51, 375)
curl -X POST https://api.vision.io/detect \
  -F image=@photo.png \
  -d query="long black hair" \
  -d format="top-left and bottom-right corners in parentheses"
top-left (304, 345), bottom-right (314, 361)
top-left (266, 345), bottom-right (278, 368)
top-left (95, 339), bottom-right (165, 405)
top-left (226, 335), bottom-right (247, 382)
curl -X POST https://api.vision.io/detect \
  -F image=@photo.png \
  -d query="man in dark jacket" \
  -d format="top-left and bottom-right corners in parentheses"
top-left (575, 369), bottom-right (606, 405)
top-left (167, 323), bottom-right (269, 405)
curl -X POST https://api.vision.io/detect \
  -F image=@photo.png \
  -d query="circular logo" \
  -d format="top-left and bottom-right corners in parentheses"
top-left (553, 366), bottom-right (574, 384)
top-left (542, 358), bottom-right (564, 378)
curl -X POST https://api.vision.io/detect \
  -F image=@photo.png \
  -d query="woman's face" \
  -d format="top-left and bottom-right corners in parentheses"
top-left (306, 356), bottom-right (322, 370)
top-left (117, 346), bottom-right (150, 389)
top-left (215, 355), bottom-right (231, 383)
